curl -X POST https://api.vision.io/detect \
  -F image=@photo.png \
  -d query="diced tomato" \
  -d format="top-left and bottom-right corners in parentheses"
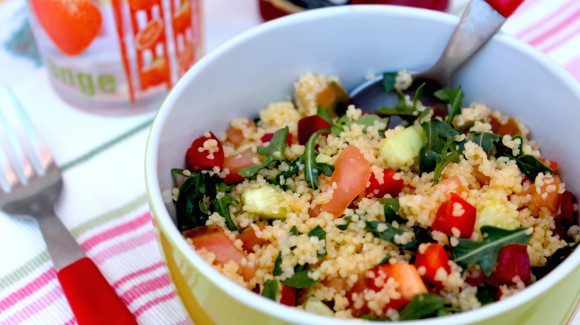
top-left (321, 145), bottom-right (372, 218)
top-left (279, 285), bottom-right (297, 307)
top-left (525, 175), bottom-right (562, 215)
top-left (297, 115), bottom-right (331, 145)
top-left (489, 115), bottom-right (521, 136)
top-left (493, 244), bottom-right (531, 284)
top-left (239, 222), bottom-right (269, 253)
top-left (414, 243), bottom-right (450, 284)
top-left (184, 225), bottom-right (256, 280)
top-left (225, 120), bottom-right (256, 148)
top-left (261, 132), bottom-right (293, 147)
top-left (432, 192), bottom-right (476, 238)
top-left (185, 132), bottom-right (224, 171)
top-left (366, 168), bottom-right (404, 198)
top-left (348, 263), bottom-right (427, 317)
top-left (223, 149), bottom-right (260, 185)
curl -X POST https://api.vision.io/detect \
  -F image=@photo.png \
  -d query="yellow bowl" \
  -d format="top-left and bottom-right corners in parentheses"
top-left (145, 5), bottom-right (580, 324)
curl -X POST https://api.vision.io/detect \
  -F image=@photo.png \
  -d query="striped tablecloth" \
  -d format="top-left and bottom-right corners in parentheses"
top-left (0, 0), bottom-right (578, 324)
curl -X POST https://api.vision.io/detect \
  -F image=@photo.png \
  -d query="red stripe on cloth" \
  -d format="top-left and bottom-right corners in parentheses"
top-left (2, 285), bottom-right (66, 325)
top-left (80, 212), bottom-right (152, 252)
top-left (0, 268), bottom-right (56, 311)
top-left (516, 0), bottom-right (579, 40)
top-left (113, 261), bottom-right (165, 290)
top-left (90, 228), bottom-right (157, 265)
top-left (133, 291), bottom-right (177, 318)
top-left (540, 23), bottom-right (580, 53)
top-left (526, 7), bottom-right (580, 48)
top-left (122, 273), bottom-right (172, 306)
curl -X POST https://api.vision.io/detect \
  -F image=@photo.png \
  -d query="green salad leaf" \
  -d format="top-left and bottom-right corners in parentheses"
top-left (308, 225), bottom-right (327, 259)
top-left (289, 225), bottom-right (299, 236)
top-left (399, 294), bottom-right (447, 320)
top-left (376, 83), bottom-right (428, 121)
top-left (476, 283), bottom-right (498, 306)
top-left (494, 134), bottom-right (553, 179)
top-left (317, 107), bottom-right (333, 125)
top-left (239, 126), bottom-right (289, 177)
top-left (274, 130), bottom-right (333, 189)
top-left (452, 226), bottom-right (532, 276)
top-left (210, 183), bottom-right (239, 232)
top-left (173, 170), bottom-right (214, 231)
top-left (469, 132), bottom-right (501, 153)
top-left (173, 170), bottom-right (241, 232)
top-left (381, 72), bottom-right (398, 93)
top-left (366, 221), bottom-right (417, 250)
top-left (432, 137), bottom-right (463, 184)
top-left (379, 198), bottom-right (406, 224)
top-left (274, 252), bottom-right (283, 276)
top-left (301, 129), bottom-right (334, 189)
top-left (261, 279), bottom-right (279, 301)
top-left (434, 85), bottom-right (464, 125)
top-left (281, 264), bottom-right (319, 289)
top-left (419, 119), bottom-right (461, 175)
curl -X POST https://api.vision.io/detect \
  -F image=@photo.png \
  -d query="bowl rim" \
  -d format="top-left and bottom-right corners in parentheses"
top-left (145, 5), bottom-right (580, 324)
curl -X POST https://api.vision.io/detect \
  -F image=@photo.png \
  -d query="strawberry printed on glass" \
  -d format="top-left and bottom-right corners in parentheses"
top-left (27, 0), bottom-right (203, 114)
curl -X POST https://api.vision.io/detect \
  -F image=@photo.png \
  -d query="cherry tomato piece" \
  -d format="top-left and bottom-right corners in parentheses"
top-left (414, 243), bottom-right (451, 284)
top-left (239, 222), bottom-right (269, 253)
top-left (348, 263), bottom-right (427, 318)
top-left (223, 149), bottom-right (260, 185)
top-left (184, 225), bottom-right (255, 280)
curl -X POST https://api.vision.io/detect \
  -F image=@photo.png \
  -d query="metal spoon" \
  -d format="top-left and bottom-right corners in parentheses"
top-left (349, 0), bottom-right (524, 112)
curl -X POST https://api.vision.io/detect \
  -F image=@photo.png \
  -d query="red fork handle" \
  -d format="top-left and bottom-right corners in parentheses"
top-left (57, 258), bottom-right (138, 325)
top-left (485, 0), bottom-right (525, 17)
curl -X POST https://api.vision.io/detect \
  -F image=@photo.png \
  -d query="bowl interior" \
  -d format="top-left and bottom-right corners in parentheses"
top-left (146, 5), bottom-right (580, 324)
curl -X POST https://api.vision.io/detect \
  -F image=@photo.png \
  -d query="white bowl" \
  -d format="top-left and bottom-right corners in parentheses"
top-left (145, 5), bottom-right (580, 324)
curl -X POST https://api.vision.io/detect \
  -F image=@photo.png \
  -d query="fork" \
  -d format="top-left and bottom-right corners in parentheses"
top-left (0, 87), bottom-right (137, 325)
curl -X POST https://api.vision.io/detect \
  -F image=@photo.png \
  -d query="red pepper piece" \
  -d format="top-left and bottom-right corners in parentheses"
top-left (297, 115), bottom-right (331, 145)
top-left (185, 132), bottom-right (224, 171)
top-left (493, 244), bottom-right (531, 284)
top-left (432, 193), bottom-right (476, 238)
top-left (279, 285), bottom-right (297, 306)
top-left (366, 168), bottom-right (404, 198)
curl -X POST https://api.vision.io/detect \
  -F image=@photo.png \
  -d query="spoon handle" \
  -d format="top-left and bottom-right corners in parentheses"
top-left (423, 0), bottom-right (522, 83)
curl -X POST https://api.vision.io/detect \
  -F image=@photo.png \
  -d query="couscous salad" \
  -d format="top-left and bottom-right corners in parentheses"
top-left (170, 73), bottom-right (579, 320)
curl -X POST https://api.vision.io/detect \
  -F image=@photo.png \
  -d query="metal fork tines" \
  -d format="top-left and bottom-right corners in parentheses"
top-left (0, 87), bottom-right (84, 270)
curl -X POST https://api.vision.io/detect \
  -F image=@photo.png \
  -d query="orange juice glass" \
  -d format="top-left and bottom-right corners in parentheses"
top-left (27, 0), bottom-right (203, 114)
